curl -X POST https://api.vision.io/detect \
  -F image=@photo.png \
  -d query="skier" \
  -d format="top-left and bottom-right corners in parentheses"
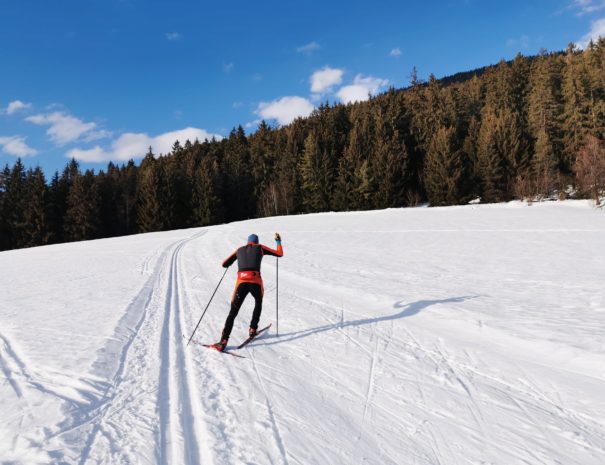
top-left (212, 232), bottom-right (283, 351)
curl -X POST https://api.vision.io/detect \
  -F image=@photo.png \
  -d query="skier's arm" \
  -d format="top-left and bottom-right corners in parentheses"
top-left (222, 250), bottom-right (237, 268)
top-left (261, 233), bottom-right (283, 258)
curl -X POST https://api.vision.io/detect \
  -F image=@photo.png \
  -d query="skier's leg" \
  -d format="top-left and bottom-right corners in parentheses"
top-left (221, 283), bottom-right (250, 341)
top-left (249, 283), bottom-right (264, 331)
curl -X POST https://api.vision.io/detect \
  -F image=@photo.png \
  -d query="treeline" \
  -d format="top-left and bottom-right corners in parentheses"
top-left (2, 42), bottom-right (605, 251)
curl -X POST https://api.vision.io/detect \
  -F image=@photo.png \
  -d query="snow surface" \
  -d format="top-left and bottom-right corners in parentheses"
top-left (1, 201), bottom-right (604, 465)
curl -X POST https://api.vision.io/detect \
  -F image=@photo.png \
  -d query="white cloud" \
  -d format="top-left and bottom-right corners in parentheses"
top-left (4, 100), bottom-right (32, 115)
top-left (66, 127), bottom-right (222, 163)
top-left (165, 32), bottom-right (182, 41)
top-left (336, 74), bottom-right (389, 104)
top-left (310, 67), bottom-right (344, 94)
top-left (296, 41), bottom-right (320, 55)
top-left (223, 62), bottom-right (234, 73)
top-left (579, 17), bottom-right (605, 47)
top-left (256, 96), bottom-right (315, 126)
top-left (25, 111), bottom-right (106, 145)
top-left (571, 0), bottom-right (605, 15)
top-left (390, 48), bottom-right (402, 57)
top-left (0, 136), bottom-right (38, 157)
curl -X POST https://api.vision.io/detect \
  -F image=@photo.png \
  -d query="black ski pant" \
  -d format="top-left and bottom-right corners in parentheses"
top-left (221, 282), bottom-right (263, 340)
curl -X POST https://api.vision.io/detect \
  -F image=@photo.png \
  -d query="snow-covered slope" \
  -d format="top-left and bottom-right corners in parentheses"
top-left (1, 201), bottom-right (604, 465)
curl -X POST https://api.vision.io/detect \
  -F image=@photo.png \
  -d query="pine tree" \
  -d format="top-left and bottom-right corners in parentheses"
top-left (0, 165), bottom-right (11, 250)
top-left (3, 159), bottom-right (27, 248)
top-left (137, 149), bottom-right (164, 232)
top-left (528, 52), bottom-right (564, 173)
top-left (300, 132), bottom-right (331, 212)
top-left (191, 156), bottom-right (223, 226)
top-left (424, 126), bottom-right (464, 206)
top-left (561, 44), bottom-right (592, 166)
top-left (333, 111), bottom-right (373, 211)
top-left (223, 126), bottom-right (254, 220)
top-left (476, 108), bottom-right (508, 202)
top-left (23, 167), bottom-right (50, 247)
top-left (64, 170), bottom-right (100, 241)
top-left (371, 107), bottom-right (409, 208)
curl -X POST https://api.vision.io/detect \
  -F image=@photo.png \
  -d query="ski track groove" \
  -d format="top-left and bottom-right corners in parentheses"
top-left (42, 230), bottom-right (205, 465)
top-left (74, 237), bottom-right (189, 465)
top-left (158, 234), bottom-right (208, 465)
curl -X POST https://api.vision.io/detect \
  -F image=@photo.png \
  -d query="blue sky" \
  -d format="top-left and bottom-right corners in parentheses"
top-left (1, 0), bottom-right (605, 175)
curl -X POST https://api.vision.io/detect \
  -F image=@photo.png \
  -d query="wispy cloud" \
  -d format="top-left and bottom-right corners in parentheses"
top-left (579, 17), bottom-right (605, 47)
top-left (223, 62), bottom-right (234, 73)
top-left (336, 74), bottom-right (389, 104)
top-left (25, 111), bottom-right (109, 146)
top-left (570, 0), bottom-right (605, 15)
top-left (389, 48), bottom-right (402, 57)
top-left (310, 67), bottom-right (344, 94)
top-left (506, 35), bottom-right (530, 50)
top-left (296, 41), bottom-right (320, 55)
top-left (164, 32), bottom-right (182, 41)
top-left (256, 96), bottom-right (314, 126)
top-left (0, 136), bottom-right (38, 157)
top-left (66, 127), bottom-right (222, 163)
top-left (3, 100), bottom-right (32, 115)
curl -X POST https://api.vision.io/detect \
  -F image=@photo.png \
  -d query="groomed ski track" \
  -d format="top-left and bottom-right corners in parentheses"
top-left (1, 202), bottom-right (604, 465)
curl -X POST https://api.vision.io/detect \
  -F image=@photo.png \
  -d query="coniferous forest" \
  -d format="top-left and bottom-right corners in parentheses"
top-left (2, 43), bottom-right (605, 252)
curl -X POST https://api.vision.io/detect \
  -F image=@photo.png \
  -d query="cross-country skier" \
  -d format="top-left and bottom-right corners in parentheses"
top-left (212, 233), bottom-right (283, 351)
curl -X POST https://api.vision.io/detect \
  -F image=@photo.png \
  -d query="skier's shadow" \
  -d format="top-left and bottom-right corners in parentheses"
top-left (253, 295), bottom-right (477, 347)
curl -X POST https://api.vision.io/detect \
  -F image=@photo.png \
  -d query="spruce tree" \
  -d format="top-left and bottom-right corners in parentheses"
top-left (476, 107), bottom-right (508, 202)
top-left (23, 167), bottom-right (50, 247)
top-left (425, 126), bottom-right (464, 206)
top-left (0, 165), bottom-right (11, 250)
top-left (137, 149), bottom-right (164, 232)
top-left (561, 44), bottom-right (592, 165)
top-left (4, 159), bottom-right (27, 248)
top-left (300, 132), bottom-right (331, 212)
top-left (64, 170), bottom-right (100, 241)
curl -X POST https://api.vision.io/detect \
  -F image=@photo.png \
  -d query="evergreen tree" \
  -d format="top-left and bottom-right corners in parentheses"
top-left (300, 132), bottom-right (331, 212)
top-left (64, 170), bottom-right (100, 241)
top-left (425, 126), bottom-right (464, 206)
top-left (528, 52), bottom-right (563, 172)
top-left (476, 107), bottom-right (508, 202)
top-left (191, 156), bottom-right (223, 226)
top-left (137, 149), bottom-right (164, 232)
top-left (223, 126), bottom-right (254, 220)
top-left (0, 165), bottom-right (11, 250)
top-left (3, 159), bottom-right (27, 248)
top-left (334, 110), bottom-right (373, 211)
top-left (371, 107), bottom-right (409, 208)
top-left (23, 167), bottom-right (50, 247)
top-left (561, 44), bottom-right (592, 165)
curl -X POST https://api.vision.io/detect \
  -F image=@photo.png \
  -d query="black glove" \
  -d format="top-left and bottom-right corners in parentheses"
top-left (274, 232), bottom-right (281, 242)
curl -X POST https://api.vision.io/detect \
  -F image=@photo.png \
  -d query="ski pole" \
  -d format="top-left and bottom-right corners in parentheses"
top-left (186, 267), bottom-right (228, 346)
top-left (276, 257), bottom-right (279, 336)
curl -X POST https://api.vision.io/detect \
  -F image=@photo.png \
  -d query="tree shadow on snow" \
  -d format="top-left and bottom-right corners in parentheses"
top-left (253, 295), bottom-right (477, 348)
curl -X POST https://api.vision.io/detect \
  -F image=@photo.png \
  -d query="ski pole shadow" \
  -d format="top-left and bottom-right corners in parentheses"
top-left (253, 295), bottom-right (478, 348)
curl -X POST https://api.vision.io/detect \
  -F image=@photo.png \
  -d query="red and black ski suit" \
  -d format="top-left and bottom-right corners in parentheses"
top-left (220, 241), bottom-right (283, 341)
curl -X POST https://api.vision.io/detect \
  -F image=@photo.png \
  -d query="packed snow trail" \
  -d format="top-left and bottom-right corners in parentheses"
top-left (1, 201), bottom-right (604, 465)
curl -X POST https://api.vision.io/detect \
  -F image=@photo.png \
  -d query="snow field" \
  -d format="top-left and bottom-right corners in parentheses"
top-left (1, 201), bottom-right (604, 464)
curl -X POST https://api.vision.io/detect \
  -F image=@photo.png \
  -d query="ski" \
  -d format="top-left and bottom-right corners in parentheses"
top-left (185, 336), bottom-right (246, 358)
top-left (237, 323), bottom-right (272, 350)
top-left (200, 343), bottom-right (246, 358)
